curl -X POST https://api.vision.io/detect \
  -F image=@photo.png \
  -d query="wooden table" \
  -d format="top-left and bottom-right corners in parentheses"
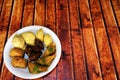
top-left (0, 0), bottom-right (120, 80)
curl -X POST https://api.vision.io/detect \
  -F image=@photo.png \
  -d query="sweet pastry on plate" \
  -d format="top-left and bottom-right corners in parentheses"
top-left (35, 54), bottom-right (56, 66)
top-left (12, 34), bottom-right (25, 50)
top-left (21, 31), bottom-right (35, 46)
top-left (36, 29), bottom-right (44, 41)
top-left (11, 57), bottom-right (27, 68)
top-left (41, 42), bottom-right (56, 58)
top-left (9, 48), bottom-right (24, 58)
top-left (28, 62), bottom-right (47, 74)
top-left (44, 34), bottom-right (52, 47)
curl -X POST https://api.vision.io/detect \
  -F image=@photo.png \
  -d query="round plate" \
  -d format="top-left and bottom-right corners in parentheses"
top-left (4, 25), bottom-right (62, 79)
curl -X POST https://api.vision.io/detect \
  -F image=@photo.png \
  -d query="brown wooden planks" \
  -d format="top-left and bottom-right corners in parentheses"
top-left (82, 28), bottom-right (102, 80)
top-left (111, 0), bottom-right (120, 28)
top-left (100, 0), bottom-right (117, 28)
top-left (93, 28), bottom-right (117, 80)
top-left (100, 0), bottom-right (120, 79)
top-left (90, 0), bottom-right (118, 79)
top-left (4, 0), bottom-right (24, 80)
top-left (8, 0), bottom-right (24, 37)
top-left (0, 0), bottom-right (3, 13)
top-left (78, 0), bottom-right (92, 28)
top-left (44, 0), bottom-right (56, 80)
top-left (45, 0), bottom-right (56, 32)
top-left (0, 0), bottom-right (14, 79)
top-left (78, 0), bottom-right (102, 80)
top-left (69, 0), bottom-right (87, 79)
top-left (56, 0), bottom-right (74, 80)
top-left (34, 0), bottom-right (45, 26)
top-left (107, 28), bottom-right (120, 79)
top-left (22, 0), bottom-right (35, 27)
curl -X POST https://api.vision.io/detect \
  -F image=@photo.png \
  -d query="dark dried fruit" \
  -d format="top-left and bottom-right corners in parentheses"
top-left (35, 39), bottom-right (44, 50)
top-left (29, 51), bottom-right (42, 61)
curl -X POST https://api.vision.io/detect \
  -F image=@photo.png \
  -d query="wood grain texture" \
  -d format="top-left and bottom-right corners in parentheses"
top-left (78, 0), bottom-right (102, 80)
top-left (69, 0), bottom-right (87, 80)
top-left (107, 28), bottom-right (120, 79)
top-left (100, 0), bottom-right (120, 79)
top-left (44, 0), bottom-right (56, 80)
top-left (45, 0), bottom-right (56, 32)
top-left (111, 0), bottom-right (120, 28)
top-left (56, 0), bottom-right (74, 80)
top-left (78, 0), bottom-right (92, 28)
top-left (0, 0), bottom-right (3, 13)
top-left (89, 0), bottom-right (103, 28)
top-left (22, 0), bottom-right (34, 27)
top-left (99, 0), bottom-right (117, 28)
top-left (8, 0), bottom-right (24, 37)
top-left (0, 0), bottom-right (23, 77)
top-left (82, 28), bottom-right (102, 80)
top-left (0, 0), bottom-right (13, 79)
top-left (94, 28), bottom-right (117, 80)
top-left (90, 0), bottom-right (117, 79)
top-left (34, 0), bottom-right (45, 26)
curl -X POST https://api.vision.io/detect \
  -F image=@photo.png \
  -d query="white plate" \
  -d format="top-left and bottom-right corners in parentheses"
top-left (4, 25), bottom-right (62, 79)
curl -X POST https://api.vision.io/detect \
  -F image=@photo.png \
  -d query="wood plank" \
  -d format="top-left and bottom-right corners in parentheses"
top-left (78, 0), bottom-right (92, 28)
top-left (2, 0), bottom-right (23, 77)
top-left (45, 0), bottom-right (56, 32)
top-left (99, 0), bottom-right (117, 28)
top-left (56, 0), bottom-right (74, 80)
top-left (111, 0), bottom-right (120, 28)
top-left (107, 28), bottom-right (120, 79)
top-left (100, 0), bottom-right (120, 79)
top-left (0, 0), bottom-right (14, 79)
top-left (90, 0), bottom-right (117, 79)
top-left (69, 0), bottom-right (87, 80)
top-left (82, 28), bottom-right (102, 80)
top-left (34, 0), bottom-right (45, 26)
top-left (78, 0), bottom-right (102, 80)
top-left (44, 0), bottom-right (56, 79)
top-left (0, 0), bottom-right (3, 13)
top-left (94, 28), bottom-right (117, 80)
top-left (8, 0), bottom-right (24, 37)
top-left (89, 0), bottom-right (103, 28)
top-left (22, 0), bottom-right (35, 27)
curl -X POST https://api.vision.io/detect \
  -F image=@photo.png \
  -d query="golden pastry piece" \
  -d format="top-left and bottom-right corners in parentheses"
top-left (35, 54), bottom-right (56, 66)
top-left (12, 34), bottom-right (25, 50)
top-left (11, 57), bottom-right (27, 68)
top-left (44, 34), bottom-right (52, 47)
top-left (21, 31), bottom-right (35, 46)
top-left (41, 42), bottom-right (56, 58)
top-left (36, 29), bottom-right (44, 41)
top-left (28, 62), bottom-right (47, 74)
top-left (9, 48), bottom-right (24, 58)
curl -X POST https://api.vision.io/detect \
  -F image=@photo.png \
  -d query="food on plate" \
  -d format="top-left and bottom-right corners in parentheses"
top-left (35, 39), bottom-right (44, 50)
top-left (9, 28), bottom-right (56, 74)
top-left (41, 42), bottom-right (56, 58)
top-left (35, 54), bottom-right (56, 66)
top-left (36, 29), bottom-right (44, 41)
top-left (12, 34), bottom-right (25, 50)
top-left (29, 51), bottom-right (42, 61)
top-left (21, 31), bottom-right (35, 46)
top-left (25, 39), bottom-right (44, 61)
top-left (44, 34), bottom-right (52, 47)
top-left (28, 62), bottom-right (47, 74)
top-left (11, 57), bottom-right (27, 68)
top-left (9, 48), bottom-right (24, 58)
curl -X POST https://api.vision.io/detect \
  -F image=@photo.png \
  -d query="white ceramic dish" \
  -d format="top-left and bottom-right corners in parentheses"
top-left (4, 25), bottom-right (61, 79)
